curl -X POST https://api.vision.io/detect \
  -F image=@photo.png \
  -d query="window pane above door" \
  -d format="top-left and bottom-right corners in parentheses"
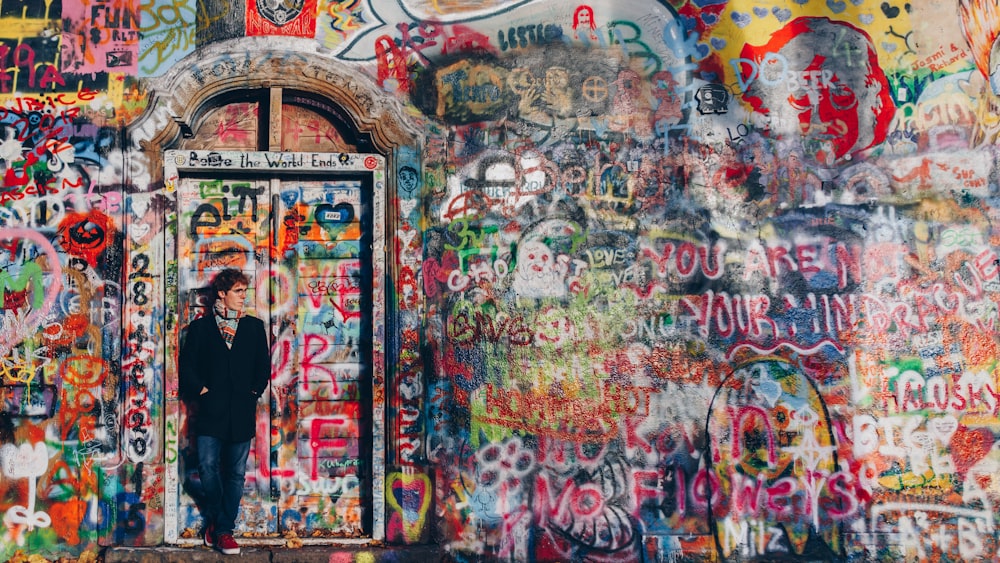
top-left (180, 102), bottom-right (259, 151)
top-left (282, 104), bottom-right (355, 153)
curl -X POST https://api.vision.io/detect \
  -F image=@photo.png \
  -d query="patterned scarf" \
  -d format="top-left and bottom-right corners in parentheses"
top-left (213, 300), bottom-right (244, 348)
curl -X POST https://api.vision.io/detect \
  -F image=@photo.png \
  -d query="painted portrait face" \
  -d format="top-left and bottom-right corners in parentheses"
top-left (740, 17), bottom-right (895, 162)
top-left (787, 58), bottom-right (860, 159)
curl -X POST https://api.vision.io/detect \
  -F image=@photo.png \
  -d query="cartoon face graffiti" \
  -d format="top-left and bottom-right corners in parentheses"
top-left (572, 4), bottom-right (599, 42)
top-left (573, 5), bottom-right (597, 32)
top-left (519, 240), bottom-right (554, 276)
top-left (511, 239), bottom-right (565, 298)
top-left (739, 17), bottom-right (895, 163)
top-left (398, 166), bottom-right (419, 196)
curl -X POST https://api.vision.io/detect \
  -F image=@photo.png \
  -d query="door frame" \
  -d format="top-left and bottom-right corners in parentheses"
top-left (162, 149), bottom-right (387, 544)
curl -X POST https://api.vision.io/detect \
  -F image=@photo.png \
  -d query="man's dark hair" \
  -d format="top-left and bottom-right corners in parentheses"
top-left (210, 268), bottom-right (250, 300)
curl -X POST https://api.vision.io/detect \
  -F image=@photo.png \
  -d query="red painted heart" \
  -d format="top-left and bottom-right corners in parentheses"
top-left (387, 471), bottom-right (431, 524)
top-left (950, 426), bottom-right (994, 477)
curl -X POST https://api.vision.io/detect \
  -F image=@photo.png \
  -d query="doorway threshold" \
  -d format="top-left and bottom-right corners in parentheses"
top-left (176, 536), bottom-right (374, 546)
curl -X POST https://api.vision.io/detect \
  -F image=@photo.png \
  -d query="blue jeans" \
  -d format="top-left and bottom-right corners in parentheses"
top-left (197, 435), bottom-right (251, 535)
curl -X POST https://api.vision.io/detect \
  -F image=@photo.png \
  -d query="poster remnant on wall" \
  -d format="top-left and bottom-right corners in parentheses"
top-left (246, 0), bottom-right (319, 37)
top-left (61, 0), bottom-right (140, 75)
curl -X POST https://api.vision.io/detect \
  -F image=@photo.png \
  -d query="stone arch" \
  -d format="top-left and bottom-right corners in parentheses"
top-left (127, 36), bottom-right (421, 156)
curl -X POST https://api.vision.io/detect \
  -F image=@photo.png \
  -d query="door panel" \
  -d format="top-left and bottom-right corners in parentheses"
top-left (176, 177), bottom-right (273, 533)
top-left (274, 178), bottom-right (370, 537)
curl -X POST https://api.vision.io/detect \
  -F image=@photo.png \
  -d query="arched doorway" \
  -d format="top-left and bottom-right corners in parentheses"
top-left (127, 40), bottom-right (420, 545)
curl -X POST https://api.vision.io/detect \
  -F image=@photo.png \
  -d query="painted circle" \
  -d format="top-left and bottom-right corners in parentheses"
top-left (364, 156), bottom-right (378, 169)
top-left (582, 76), bottom-right (608, 103)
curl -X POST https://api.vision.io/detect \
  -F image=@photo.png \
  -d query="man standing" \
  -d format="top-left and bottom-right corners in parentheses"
top-left (180, 268), bottom-right (270, 555)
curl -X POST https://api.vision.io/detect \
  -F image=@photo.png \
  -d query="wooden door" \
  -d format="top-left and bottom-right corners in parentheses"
top-left (173, 172), bottom-right (372, 538)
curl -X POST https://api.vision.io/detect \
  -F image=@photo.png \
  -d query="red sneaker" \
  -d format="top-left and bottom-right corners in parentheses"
top-left (203, 524), bottom-right (215, 548)
top-left (215, 532), bottom-right (240, 555)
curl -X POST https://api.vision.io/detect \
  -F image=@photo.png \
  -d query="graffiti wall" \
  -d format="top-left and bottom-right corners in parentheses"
top-left (409, 0), bottom-right (1000, 561)
top-left (0, 0), bottom-right (994, 561)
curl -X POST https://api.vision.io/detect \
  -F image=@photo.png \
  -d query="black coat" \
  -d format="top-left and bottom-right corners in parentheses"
top-left (179, 313), bottom-right (271, 442)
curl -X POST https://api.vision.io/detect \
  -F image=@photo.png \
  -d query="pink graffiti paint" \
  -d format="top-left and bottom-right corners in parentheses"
top-left (0, 228), bottom-right (62, 356)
